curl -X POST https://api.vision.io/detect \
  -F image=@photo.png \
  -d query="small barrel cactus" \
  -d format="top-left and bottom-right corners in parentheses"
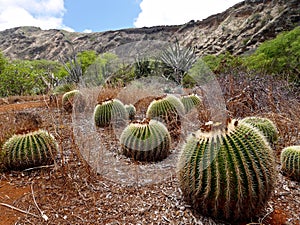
top-left (120, 119), bottom-right (171, 162)
top-left (241, 116), bottom-right (278, 144)
top-left (177, 119), bottom-right (276, 221)
top-left (280, 145), bottom-right (300, 181)
top-left (125, 104), bottom-right (136, 121)
top-left (180, 94), bottom-right (201, 114)
top-left (93, 98), bottom-right (127, 128)
top-left (1, 129), bottom-right (58, 170)
top-left (146, 94), bottom-right (185, 138)
top-left (62, 89), bottom-right (85, 113)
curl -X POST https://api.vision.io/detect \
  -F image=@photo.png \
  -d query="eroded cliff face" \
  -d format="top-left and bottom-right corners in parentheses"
top-left (0, 0), bottom-right (299, 61)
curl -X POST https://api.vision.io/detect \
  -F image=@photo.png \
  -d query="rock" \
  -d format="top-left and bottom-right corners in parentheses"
top-left (0, 0), bottom-right (299, 60)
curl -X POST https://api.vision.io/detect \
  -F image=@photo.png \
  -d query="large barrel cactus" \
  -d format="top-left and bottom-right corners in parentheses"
top-left (1, 129), bottom-right (58, 170)
top-left (180, 94), bottom-right (201, 114)
top-left (62, 89), bottom-right (85, 113)
top-left (120, 119), bottom-right (171, 162)
top-left (93, 98), bottom-right (127, 128)
top-left (280, 145), bottom-right (300, 181)
top-left (241, 116), bottom-right (278, 144)
top-left (177, 119), bottom-right (276, 221)
top-left (146, 94), bottom-right (185, 138)
top-left (125, 104), bottom-right (136, 121)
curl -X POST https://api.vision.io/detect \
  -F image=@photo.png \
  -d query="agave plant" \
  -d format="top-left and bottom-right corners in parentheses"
top-left (177, 119), bottom-right (276, 221)
top-left (146, 94), bottom-right (185, 138)
top-left (93, 98), bottom-right (127, 128)
top-left (1, 129), bottom-right (58, 170)
top-left (280, 145), bottom-right (300, 181)
top-left (120, 119), bottom-right (171, 162)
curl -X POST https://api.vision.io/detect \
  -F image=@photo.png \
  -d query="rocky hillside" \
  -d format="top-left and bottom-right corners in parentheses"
top-left (0, 0), bottom-right (299, 61)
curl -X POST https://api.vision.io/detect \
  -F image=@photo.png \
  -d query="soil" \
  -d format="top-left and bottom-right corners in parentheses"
top-left (0, 90), bottom-right (299, 225)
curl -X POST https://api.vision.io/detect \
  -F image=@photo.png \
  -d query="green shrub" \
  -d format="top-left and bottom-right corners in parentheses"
top-left (244, 27), bottom-right (300, 82)
top-left (280, 145), bottom-right (300, 181)
top-left (1, 129), bottom-right (58, 170)
top-left (177, 119), bottom-right (276, 221)
top-left (93, 98), bottom-right (127, 127)
top-left (241, 116), bottom-right (278, 144)
top-left (120, 119), bottom-right (171, 162)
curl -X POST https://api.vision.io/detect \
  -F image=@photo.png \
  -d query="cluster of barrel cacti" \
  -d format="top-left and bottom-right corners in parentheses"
top-left (177, 118), bottom-right (277, 221)
top-left (180, 93), bottom-right (201, 114)
top-left (146, 94), bottom-right (184, 138)
top-left (120, 119), bottom-right (171, 162)
top-left (62, 89), bottom-right (86, 113)
top-left (280, 145), bottom-right (300, 181)
top-left (1, 129), bottom-right (58, 170)
top-left (93, 98), bottom-right (128, 127)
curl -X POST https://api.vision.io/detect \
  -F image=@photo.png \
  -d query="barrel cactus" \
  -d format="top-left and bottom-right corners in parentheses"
top-left (241, 116), bottom-right (278, 144)
top-left (120, 119), bottom-right (171, 162)
top-left (180, 94), bottom-right (201, 114)
top-left (125, 104), bottom-right (136, 121)
top-left (62, 89), bottom-right (85, 113)
top-left (280, 145), bottom-right (300, 181)
top-left (1, 129), bottom-right (58, 170)
top-left (93, 98), bottom-right (127, 128)
top-left (177, 119), bottom-right (276, 221)
top-left (146, 94), bottom-right (185, 138)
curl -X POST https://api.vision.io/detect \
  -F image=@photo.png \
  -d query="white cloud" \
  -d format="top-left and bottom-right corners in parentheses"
top-left (134, 0), bottom-right (243, 27)
top-left (83, 29), bottom-right (93, 33)
top-left (0, 0), bottom-right (74, 31)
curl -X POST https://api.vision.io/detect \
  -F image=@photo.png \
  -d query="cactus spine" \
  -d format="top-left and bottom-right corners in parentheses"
top-left (146, 94), bottom-right (185, 138)
top-left (125, 104), bottom-right (136, 121)
top-left (241, 116), bottom-right (278, 144)
top-left (1, 129), bottom-right (58, 170)
top-left (93, 98), bottom-right (127, 128)
top-left (180, 94), bottom-right (201, 113)
top-left (177, 119), bottom-right (276, 221)
top-left (120, 119), bottom-right (171, 162)
top-left (280, 145), bottom-right (300, 181)
top-left (62, 89), bottom-right (85, 113)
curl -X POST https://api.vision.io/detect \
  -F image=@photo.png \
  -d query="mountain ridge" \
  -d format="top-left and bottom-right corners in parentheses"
top-left (0, 0), bottom-right (299, 61)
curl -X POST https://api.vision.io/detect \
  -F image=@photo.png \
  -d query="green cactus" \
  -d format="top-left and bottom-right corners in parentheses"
top-left (180, 94), bottom-right (201, 113)
top-left (146, 94), bottom-right (185, 138)
top-left (1, 129), bottom-right (58, 170)
top-left (280, 145), bottom-right (300, 181)
top-left (241, 116), bottom-right (278, 144)
top-left (177, 119), bottom-right (276, 221)
top-left (125, 104), bottom-right (136, 121)
top-left (93, 98), bottom-right (127, 128)
top-left (120, 119), bottom-right (171, 162)
top-left (62, 89), bottom-right (85, 113)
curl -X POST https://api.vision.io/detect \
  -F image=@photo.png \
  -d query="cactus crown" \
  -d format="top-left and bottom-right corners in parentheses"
top-left (120, 118), bottom-right (171, 162)
top-left (180, 94), bottom-right (201, 113)
top-left (93, 98), bottom-right (127, 128)
top-left (125, 104), bottom-right (136, 121)
top-left (1, 129), bottom-right (58, 170)
top-left (177, 119), bottom-right (276, 221)
top-left (146, 94), bottom-right (184, 138)
top-left (62, 89), bottom-right (85, 113)
top-left (280, 145), bottom-right (300, 181)
top-left (241, 116), bottom-right (278, 143)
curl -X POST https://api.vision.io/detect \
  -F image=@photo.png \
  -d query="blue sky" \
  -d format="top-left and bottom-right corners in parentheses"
top-left (0, 0), bottom-right (242, 33)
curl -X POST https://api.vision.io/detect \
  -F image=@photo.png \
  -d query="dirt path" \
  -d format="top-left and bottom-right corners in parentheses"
top-left (0, 101), bottom-right (49, 113)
